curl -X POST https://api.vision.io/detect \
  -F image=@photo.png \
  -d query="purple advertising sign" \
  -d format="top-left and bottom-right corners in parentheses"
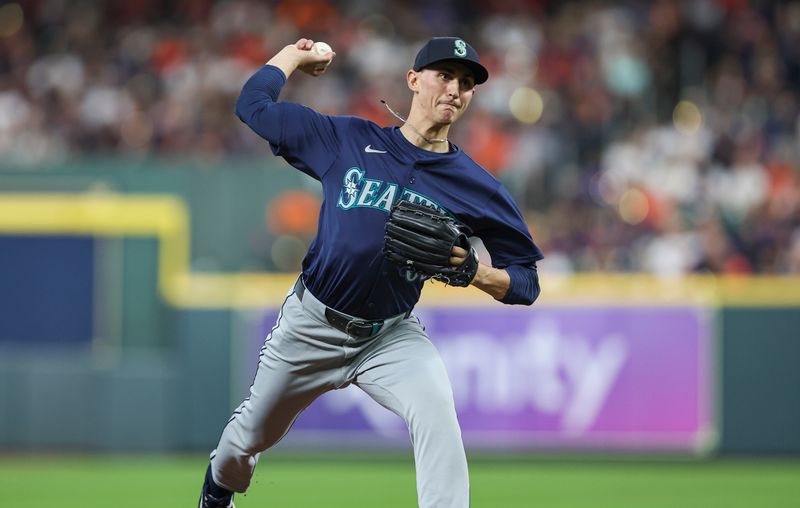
top-left (244, 306), bottom-right (714, 452)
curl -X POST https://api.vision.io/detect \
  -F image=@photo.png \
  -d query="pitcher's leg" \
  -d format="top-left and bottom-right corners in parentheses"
top-left (210, 357), bottom-right (329, 492)
top-left (354, 326), bottom-right (469, 508)
top-left (210, 295), bottom-right (338, 493)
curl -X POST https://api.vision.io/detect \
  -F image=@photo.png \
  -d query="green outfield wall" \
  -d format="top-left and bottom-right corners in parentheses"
top-left (719, 309), bottom-right (800, 453)
top-left (0, 161), bottom-right (798, 454)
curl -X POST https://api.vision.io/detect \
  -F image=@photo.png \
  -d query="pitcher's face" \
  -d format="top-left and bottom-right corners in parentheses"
top-left (409, 62), bottom-right (476, 125)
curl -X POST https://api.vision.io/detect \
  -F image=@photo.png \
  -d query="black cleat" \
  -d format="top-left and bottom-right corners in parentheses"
top-left (199, 465), bottom-right (235, 508)
top-left (198, 491), bottom-right (235, 508)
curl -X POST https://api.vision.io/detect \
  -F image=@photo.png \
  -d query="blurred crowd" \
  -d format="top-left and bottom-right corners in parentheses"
top-left (1, 0), bottom-right (799, 274)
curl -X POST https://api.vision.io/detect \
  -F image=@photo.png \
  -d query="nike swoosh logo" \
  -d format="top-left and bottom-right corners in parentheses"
top-left (364, 145), bottom-right (387, 154)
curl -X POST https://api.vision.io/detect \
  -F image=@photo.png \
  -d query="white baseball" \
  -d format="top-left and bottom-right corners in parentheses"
top-left (311, 41), bottom-right (333, 55)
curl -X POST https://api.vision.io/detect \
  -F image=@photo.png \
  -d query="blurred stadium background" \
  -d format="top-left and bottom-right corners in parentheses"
top-left (1, 0), bottom-right (799, 506)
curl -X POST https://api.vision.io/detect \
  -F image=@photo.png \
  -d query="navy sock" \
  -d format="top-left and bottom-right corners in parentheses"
top-left (205, 464), bottom-right (233, 499)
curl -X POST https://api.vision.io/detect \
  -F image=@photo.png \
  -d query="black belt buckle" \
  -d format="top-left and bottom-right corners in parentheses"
top-left (345, 319), bottom-right (383, 339)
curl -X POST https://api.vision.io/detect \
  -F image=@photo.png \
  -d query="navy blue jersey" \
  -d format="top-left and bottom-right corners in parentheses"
top-left (237, 65), bottom-right (543, 319)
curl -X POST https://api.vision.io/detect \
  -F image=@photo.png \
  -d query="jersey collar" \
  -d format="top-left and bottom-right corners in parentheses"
top-left (386, 126), bottom-right (462, 166)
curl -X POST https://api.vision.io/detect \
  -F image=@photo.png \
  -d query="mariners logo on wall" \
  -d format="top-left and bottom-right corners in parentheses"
top-left (454, 39), bottom-right (467, 58)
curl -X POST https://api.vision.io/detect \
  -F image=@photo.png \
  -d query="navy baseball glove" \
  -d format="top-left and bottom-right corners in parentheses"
top-left (383, 200), bottom-right (479, 287)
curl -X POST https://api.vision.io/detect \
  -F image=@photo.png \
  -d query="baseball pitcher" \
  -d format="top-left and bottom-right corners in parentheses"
top-left (199, 36), bottom-right (543, 508)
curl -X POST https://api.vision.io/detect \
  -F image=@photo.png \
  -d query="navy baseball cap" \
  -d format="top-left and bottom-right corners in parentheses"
top-left (413, 37), bottom-right (489, 84)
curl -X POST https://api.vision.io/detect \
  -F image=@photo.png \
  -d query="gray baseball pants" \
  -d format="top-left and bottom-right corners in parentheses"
top-left (209, 278), bottom-right (470, 507)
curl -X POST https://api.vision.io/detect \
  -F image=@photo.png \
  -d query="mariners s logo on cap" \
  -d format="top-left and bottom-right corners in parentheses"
top-left (454, 39), bottom-right (467, 58)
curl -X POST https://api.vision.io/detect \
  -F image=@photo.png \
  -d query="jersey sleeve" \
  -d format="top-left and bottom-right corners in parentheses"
top-left (473, 186), bottom-right (544, 268)
top-left (472, 187), bottom-right (544, 305)
top-left (502, 264), bottom-right (541, 305)
top-left (235, 64), bottom-right (347, 180)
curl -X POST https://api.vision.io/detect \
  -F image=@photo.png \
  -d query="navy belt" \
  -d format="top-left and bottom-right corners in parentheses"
top-left (294, 278), bottom-right (407, 339)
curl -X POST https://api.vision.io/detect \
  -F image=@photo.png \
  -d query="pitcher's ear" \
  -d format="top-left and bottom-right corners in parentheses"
top-left (407, 70), bottom-right (420, 93)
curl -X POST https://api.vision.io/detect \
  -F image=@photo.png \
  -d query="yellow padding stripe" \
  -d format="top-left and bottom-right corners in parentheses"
top-left (1, 193), bottom-right (799, 308)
